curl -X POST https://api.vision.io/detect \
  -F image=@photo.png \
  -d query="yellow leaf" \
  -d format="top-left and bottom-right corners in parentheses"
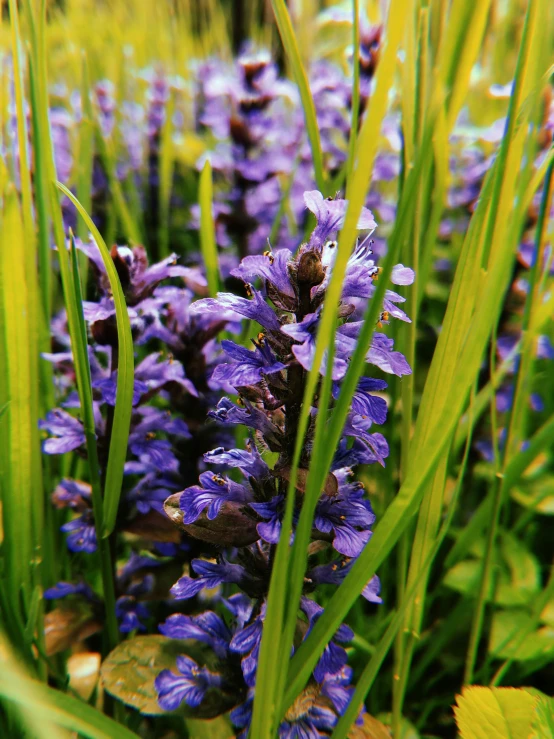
top-left (454, 686), bottom-right (538, 739)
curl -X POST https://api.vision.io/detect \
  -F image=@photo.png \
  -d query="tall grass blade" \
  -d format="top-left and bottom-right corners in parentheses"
top-left (56, 183), bottom-right (134, 540)
top-left (270, 0), bottom-right (326, 193)
top-left (0, 632), bottom-right (139, 739)
top-left (0, 189), bottom-right (35, 624)
top-left (199, 159), bottom-right (221, 296)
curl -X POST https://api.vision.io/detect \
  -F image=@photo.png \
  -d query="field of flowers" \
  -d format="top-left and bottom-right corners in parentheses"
top-left (1, 0), bottom-right (554, 737)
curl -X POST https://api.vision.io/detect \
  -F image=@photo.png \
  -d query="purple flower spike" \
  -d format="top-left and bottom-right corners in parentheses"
top-left (155, 655), bottom-right (222, 711)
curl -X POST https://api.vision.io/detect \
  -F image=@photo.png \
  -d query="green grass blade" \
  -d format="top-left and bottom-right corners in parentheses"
top-left (0, 632), bottom-right (139, 739)
top-left (332, 407), bottom-right (474, 739)
top-left (158, 91), bottom-right (175, 260)
top-left (77, 52), bottom-right (96, 281)
top-left (270, 0), bottom-right (326, 193)
top-left (56, 183), bottom-right (134, 539)
top-left (68, 233), bottom-right (120, 651)
top-left (199, 159), bottom-right (221, 296)
top-left (0, 189), bottom-right (35, 620)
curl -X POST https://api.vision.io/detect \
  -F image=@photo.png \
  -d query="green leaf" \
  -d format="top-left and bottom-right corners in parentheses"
top-left (529, 691), bottom-right (554, 739)
top-left (55, 183), bottom-right (134, 539)
top-left (490, 610), bottom-right (554, 661)
top-left (444, 532), bottom-right (541, 608)
top-left (512, 477), bottom-right (554, 515)
top-left (100, 635), bottom-right (235, 717)
top-left (454, 686), bottom-right (539, 739)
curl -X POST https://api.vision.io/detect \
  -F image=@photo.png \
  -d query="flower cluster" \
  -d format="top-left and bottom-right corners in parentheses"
top-left (40, 240), bottom-right (230, 632)
top-left (155, 190), bottom-right (414, 734)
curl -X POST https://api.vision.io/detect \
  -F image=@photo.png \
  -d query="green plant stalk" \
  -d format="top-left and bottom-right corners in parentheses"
top-left (393, 10), bottom-right (429, 726)
top-left (199, 159), bottom-right (221, 296)
top-left (57, 183), bottom-right (135, 539)
top-left (270, 0), bottom-right (326, 194)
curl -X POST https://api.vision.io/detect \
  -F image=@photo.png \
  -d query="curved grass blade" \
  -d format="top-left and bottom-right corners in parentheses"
top-left (56, 183), bottom-right (134, 539)
top-left (0, 632), bottom-right (139, 739)
top-left (270, 0), bottom-right (326, 193)
top-left (199, 159), bottom-right (221, 296)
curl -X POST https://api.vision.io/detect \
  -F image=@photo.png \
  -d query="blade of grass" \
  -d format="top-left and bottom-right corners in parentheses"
top-left (0, 632), bottom-right (139, 739)
top-left (270, 0), bottom-right (326, 194)
top-left (158, 90), bottom-right (175, 260)
top-left (68, 232), bottom-right (120, 651)
top-left (199, 159), bottom-right (220, 296)
top-left (56, 183), bottom-right (135, 539)
top-left (332, 395), bottom-right (474, 739)
top-left (76, 52), bottom-right (95, 281)
top-left (0, 188), bottom-right (35, 627)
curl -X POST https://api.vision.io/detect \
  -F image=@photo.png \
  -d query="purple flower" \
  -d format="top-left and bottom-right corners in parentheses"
top-left (281, 312), bottom-right (348, 380)
top-left (61, 511), bottom-right (97, 553)
top-left (171, 558), bottom-right (252, 600)
top-left (155, 655), bottom-right (222, 711)
top-left (250, 495), bottom-right (284, 544)
top-left (231, 249), bottom-right (295, 298)
top-left (314, 483), bottom-right (376, 557)
top-left (334, 376), bottom-right (388, 425)
top-left (160, 612), bottom-right (231, 659)
top-left (179, 470), bottom-right (253, 525)
top-left (203, 445), bottom-right (269, 479)
top-left (44, 580), bottom-right (97, 601)
top-left (342, 414), bottom-right (390, 466)
top-left (211, 339), bottom-right (286, 388)
top-left (39, 409), bottom-right (86, 455)
top-left (115, 596), bottom-right (150, 633)
top-left (190, 289), bottom-right (282, 333)
top-left (209, 398), bottom-right (283, 449)
top-left (304, 190), bottom-right (376, 249)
